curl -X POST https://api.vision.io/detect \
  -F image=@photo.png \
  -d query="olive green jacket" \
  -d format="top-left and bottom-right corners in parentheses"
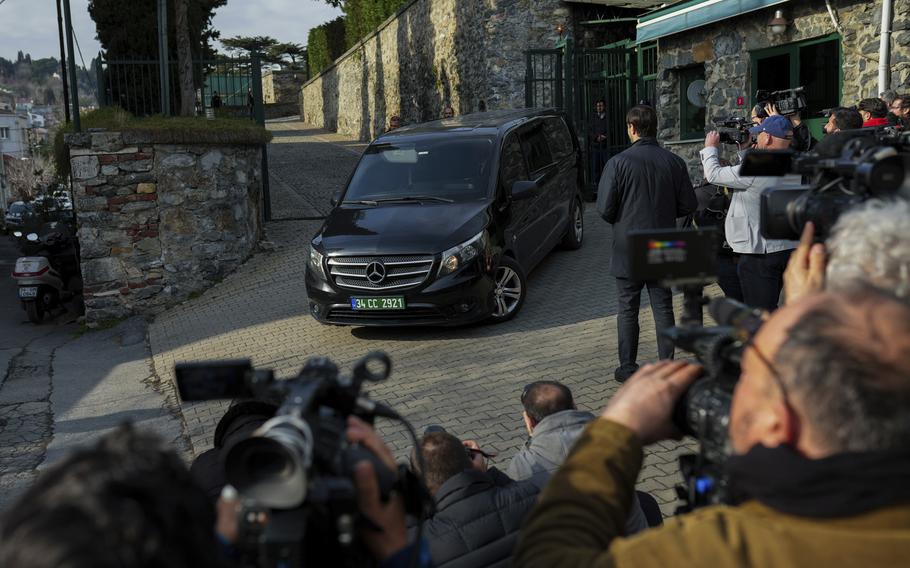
top-left (513, 419), bottom-right (910, 567)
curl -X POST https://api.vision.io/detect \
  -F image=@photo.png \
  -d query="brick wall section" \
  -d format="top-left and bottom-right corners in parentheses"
top-left (66, 131), bottom-right (263, 325)
top-left (654, 0), bottom-right (910, 183)
top-left (300, 0), bottom-right (571, 141)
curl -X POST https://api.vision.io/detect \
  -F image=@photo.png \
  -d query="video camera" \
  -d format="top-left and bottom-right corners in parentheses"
top-left (740, 127), bottom-right (910, 240)
top-left (756, 86), bottom-right (808, 116)
top-left (710, 116), bottom-right (752, 146)
top-left (628, 228), bottom-right (764, 511)
top-left (176, 352), bottom-right (428, 567)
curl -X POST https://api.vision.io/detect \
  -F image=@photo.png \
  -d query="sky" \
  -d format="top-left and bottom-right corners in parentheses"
top-left (0, 0), bottom-right (342, 63)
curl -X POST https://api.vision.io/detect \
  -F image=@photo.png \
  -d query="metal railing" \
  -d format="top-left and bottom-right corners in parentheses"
top-left (95, 54), bottom-right (264, 120)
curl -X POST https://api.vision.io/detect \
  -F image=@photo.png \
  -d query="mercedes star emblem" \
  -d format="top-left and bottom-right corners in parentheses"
top-left (365, 261), bottom-right (387, 284)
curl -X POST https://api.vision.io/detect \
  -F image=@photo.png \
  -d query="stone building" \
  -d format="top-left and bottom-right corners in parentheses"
top-left (640, 0), bottom-right (910, 181)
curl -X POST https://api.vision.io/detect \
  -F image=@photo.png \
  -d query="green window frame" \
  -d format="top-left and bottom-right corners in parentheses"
top-left (679, 65), bottom-right (706, 140)
top-left (750, 33), bottom-right (843, 140)
top-left (637, 42), bottom-right (659, 106)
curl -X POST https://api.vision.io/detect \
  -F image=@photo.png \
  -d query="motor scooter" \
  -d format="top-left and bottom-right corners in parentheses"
top-left (12, 223), bottom-right (81, 323)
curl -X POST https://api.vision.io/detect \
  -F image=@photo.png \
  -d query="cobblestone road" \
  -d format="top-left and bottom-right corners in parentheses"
top-left (151, 121), bottom-right (705, 515)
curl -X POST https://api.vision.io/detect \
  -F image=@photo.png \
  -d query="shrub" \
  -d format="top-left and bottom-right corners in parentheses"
top-left (307, 16), bottom-right (347, 75)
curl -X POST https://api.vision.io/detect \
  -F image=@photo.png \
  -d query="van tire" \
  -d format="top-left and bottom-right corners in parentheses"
top-left (561, 197), bottom-right (584, 250)
top-left (487, 256), bottom-right (527, 323)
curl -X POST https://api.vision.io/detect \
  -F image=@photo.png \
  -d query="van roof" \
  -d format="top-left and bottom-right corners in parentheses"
top-left (377, 108), bottom-right (563, 141)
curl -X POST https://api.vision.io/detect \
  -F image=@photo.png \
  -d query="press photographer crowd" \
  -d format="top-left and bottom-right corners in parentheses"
top-left (1, 87), bottom-right (910, 567)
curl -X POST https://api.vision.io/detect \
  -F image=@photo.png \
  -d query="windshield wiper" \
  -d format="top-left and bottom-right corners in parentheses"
top-left (343, 199), bottom-right (379, 206)
top-left (372, 196), bottom-right (454, 204)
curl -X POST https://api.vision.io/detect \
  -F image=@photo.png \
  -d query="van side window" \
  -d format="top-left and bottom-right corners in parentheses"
top-left (500, 132), bottom-right (528, 191)
top-left (542, 117), bottom-right (573, 161)
top-left (520, 125), bottom-right (554, 174)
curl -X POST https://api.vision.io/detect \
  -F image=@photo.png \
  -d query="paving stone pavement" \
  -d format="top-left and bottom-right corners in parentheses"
top-left (151, 123), bottom-right (716, 516)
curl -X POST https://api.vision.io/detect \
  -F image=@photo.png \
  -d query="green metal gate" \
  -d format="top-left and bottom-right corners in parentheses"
top-left (525, 40), bottom-right (657, 195)
top-left (525, 49), bottom-right (564, 109)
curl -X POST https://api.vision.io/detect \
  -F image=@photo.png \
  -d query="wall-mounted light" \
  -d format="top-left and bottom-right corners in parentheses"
top-left (768, 9), bottom-right (789, 34)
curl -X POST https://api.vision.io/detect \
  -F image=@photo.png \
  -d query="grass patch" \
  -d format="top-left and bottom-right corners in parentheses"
top-left (54, 107), bottom-right (272, 180)
top-left (72, 315), bottom-right (126, 338)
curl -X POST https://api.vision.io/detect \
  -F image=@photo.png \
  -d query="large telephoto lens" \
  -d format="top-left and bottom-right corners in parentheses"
top-left (225, 417), bottom-right (313, 509)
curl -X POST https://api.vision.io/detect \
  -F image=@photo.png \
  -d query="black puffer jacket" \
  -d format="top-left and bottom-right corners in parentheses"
top-left (410, 468), bottom-right (542, 568)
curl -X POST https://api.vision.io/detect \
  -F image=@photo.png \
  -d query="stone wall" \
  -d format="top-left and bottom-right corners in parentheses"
top-left (262, 70), bottom-right (306, 104)
top-left (654, 0), bottom-right (910, 183)
top-left (66, 131), bottom-right (263, 324)
top-left (301, 0), bottom-right (570, 140)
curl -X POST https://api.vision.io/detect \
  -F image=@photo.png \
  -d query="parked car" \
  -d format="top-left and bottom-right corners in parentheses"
top-left (5, 201), bottom-right (33, 233)
top-left (305, 108), bottom-right (585, 326)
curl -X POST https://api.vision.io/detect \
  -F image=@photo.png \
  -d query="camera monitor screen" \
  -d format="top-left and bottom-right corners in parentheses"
top-left (628, 228), bottom-right (719, 287)
top-left (175, 360), bottom-right (254, 402)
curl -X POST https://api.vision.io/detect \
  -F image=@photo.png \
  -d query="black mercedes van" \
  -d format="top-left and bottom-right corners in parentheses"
top-left (305, 109), bottom-right (585, 326)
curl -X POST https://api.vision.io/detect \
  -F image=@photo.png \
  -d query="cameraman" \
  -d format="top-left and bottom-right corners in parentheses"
top-left (822, 107), bottom-right (863, 136)
top-left (787, 111), bottom-right (815, 152)
top-left (514, 285), bottom-right (910, 567)
top-left (701, 115), bottom-right (800, 310)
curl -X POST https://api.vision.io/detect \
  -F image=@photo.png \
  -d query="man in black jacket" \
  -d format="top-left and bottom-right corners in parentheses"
top-left (596, 105), bottom-right (697, 382)
top-left (409, 430), bottom-right (541, 567)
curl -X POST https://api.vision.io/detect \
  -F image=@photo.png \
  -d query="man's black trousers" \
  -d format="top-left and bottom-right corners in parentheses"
top-left (615, 278), bottom-right (675, 370)
top-left (737, 250), bottom-right (793, 311)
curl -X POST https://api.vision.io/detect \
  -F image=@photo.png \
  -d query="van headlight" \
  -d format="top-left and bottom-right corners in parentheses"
top-left (439, 231), bottom-right (485, 277)
top-left (309, 245), bottom-right (326, 279)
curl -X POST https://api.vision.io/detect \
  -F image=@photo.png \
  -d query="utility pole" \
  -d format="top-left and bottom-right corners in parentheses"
top-left (55, 0), bottom-right (71, 124)
top-left (157, 0), bottom-right (171, 115)
top-left (62, 0), bottom-right (80, 131)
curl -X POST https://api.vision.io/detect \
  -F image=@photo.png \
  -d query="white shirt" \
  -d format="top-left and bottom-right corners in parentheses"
top-left (699, 146), bottom-right (800, 254)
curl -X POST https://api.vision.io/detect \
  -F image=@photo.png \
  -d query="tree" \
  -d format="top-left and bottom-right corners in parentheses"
top-left (88, 0), bottom-right (226, 114)
top-left (6, 156), bottom-right (56, 201)
top-left (89, 0), bottom-right (226, 59)
top-left (268, 42), bottom-right (307, 68)
top-left (175, 0), bottom-right (194, 116)
top-left (44, 87), bottom-right (57, 105)
top-left (221, 35), bottom-right (279, 56)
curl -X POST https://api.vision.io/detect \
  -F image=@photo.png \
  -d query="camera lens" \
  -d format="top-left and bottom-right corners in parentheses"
top-left (759, 187), bottom-right (807, 241)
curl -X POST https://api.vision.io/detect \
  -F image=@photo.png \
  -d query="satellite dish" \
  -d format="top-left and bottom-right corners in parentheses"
top-left (686, 79), bottom-right (707, 108)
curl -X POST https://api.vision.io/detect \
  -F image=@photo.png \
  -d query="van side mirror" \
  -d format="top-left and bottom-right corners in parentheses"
top-left (330, 189), bottom-right (343, 207)
top-left (510, 180), bottom-right (539, 201)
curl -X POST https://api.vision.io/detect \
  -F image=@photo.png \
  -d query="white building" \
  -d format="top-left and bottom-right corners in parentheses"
top-left (0, 109), bottom-right (30, 207)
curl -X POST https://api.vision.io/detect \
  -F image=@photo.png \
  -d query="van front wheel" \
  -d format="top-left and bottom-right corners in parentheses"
top-left (487, 257), bottom-right (526, 323)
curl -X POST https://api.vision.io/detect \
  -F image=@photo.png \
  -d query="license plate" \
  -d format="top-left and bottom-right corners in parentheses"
top-left (19, 287), bottom-right (38, 299)
top-left (350, 296), bottom-right (406, 310)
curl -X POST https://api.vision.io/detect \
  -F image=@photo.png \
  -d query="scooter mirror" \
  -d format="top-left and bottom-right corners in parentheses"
top-left (26, 233), bottom-right (39, 242)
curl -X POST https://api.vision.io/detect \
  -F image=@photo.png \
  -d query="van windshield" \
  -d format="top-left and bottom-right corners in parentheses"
top-left (344, 137), bottom-right (495, 204)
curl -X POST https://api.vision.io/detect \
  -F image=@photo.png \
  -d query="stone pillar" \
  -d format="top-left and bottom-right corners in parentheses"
top-left (66, 131), bottom-right (263, 325)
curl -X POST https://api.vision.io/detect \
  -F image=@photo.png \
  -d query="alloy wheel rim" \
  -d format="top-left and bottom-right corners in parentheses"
top-left (574, 203), bottom-right (583, 241)
top-left (493, 266), bottom-right (522, 317)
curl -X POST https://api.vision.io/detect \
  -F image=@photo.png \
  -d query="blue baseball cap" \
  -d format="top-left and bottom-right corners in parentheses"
top-left (749, 114), bottom-right (793, 139)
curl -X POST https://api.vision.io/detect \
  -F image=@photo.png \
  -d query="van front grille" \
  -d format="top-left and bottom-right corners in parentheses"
top-left (327, 255), bottom-right (435, 291)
